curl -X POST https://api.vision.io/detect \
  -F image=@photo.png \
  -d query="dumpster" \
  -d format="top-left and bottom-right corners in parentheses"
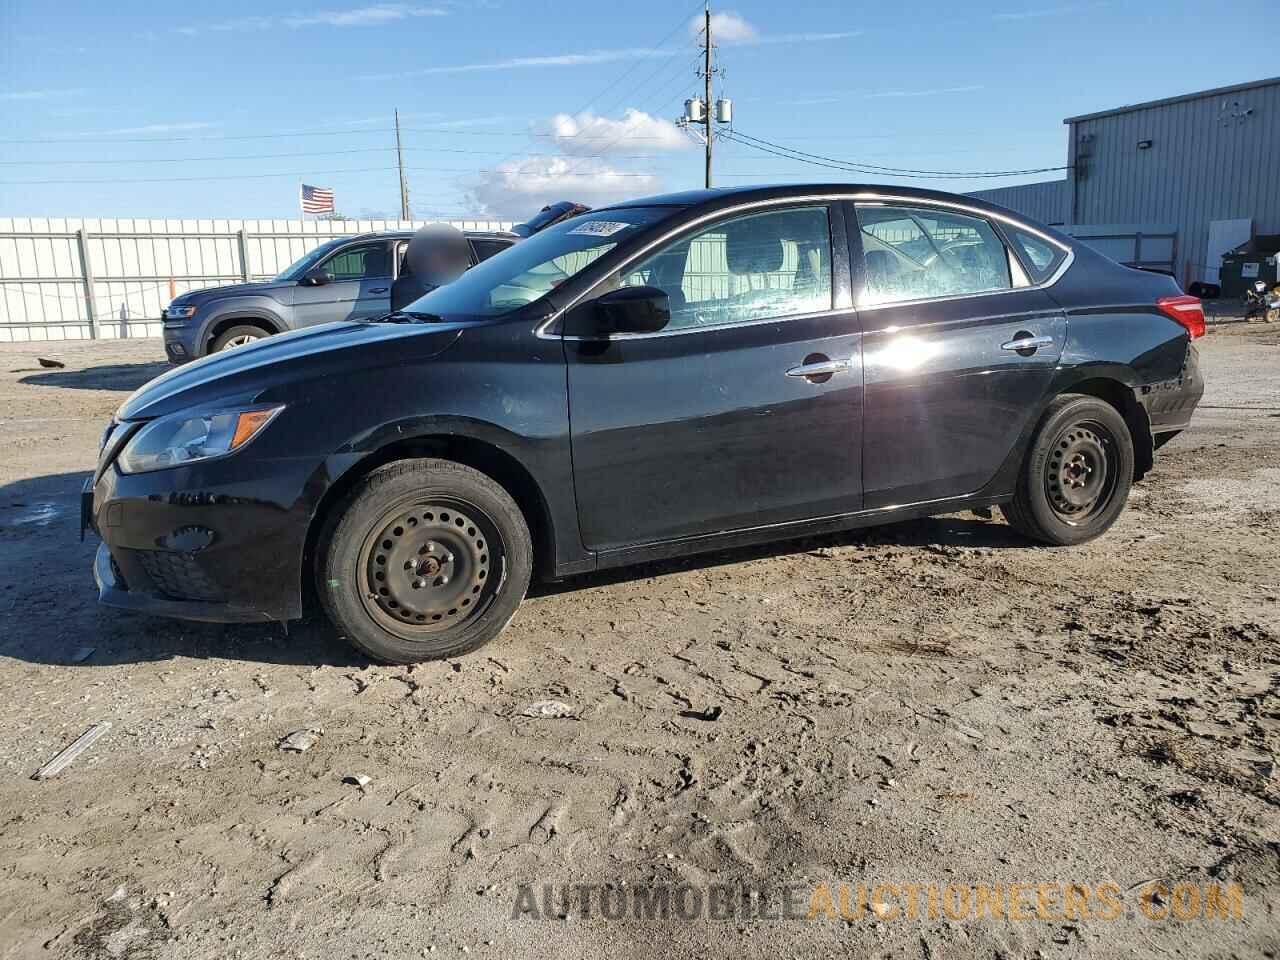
top-left (1220, 235), bottom-right (1280, 300)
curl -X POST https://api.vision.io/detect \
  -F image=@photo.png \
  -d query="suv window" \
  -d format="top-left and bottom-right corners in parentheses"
top-left (1007, 227), bottom-right (1064, 282)
top-left (855, 204), bottom-right (1011, 306)
top-left (620, 206), bottom-right (832, 330)
top-left (323, 242), bottom-right (391, 281)
top-left (470, 238), bottom-right (514, 263)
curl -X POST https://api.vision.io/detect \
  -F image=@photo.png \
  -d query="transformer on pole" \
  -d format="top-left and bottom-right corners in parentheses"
top-left (678, 3), bottom-right (733, 189)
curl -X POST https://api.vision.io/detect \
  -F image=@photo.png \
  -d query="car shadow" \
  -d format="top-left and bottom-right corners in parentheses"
top-left (527, 511), bottom-right (1028, 598)
top-left (18, 362), bottom-right (170, 392)
top-left (0, 470), bottom-right (1026, 668)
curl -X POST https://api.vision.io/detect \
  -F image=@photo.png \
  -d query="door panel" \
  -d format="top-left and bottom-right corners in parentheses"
top-left (847, 199), bottom-right (1069, 508)
top-left (860, 293), bottom-right (1065, 507)
top-left (567, 314), bottom-right (864, 550)
top-left (293, 241), bottom-right (392, 326)
top-left (292, 279), bottom-right (364, 326)
top-left (566, 202), bottom-right (864, 551)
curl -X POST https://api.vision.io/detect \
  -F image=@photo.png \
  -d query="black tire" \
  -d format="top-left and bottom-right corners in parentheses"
top-left (1000, 394), bottom-right (1134, 546)
top-left (210, 323), bottom-right (269, 353)
top-left (318, 458), bottom-right (532, 663)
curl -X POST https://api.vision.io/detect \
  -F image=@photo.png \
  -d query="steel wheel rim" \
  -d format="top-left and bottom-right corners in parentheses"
top-left (357, 496), bottom-right (503, 639)
top-left (1044, 419), bottom-right (1118, 525)
top-left (221, 334), bottom-right (258, 350)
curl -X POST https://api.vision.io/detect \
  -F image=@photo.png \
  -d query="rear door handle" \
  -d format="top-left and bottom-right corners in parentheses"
top-left (368, 287), bottom-right (389, 295)
top-left (786, 357), bottom-right (853, 379)
top-left (1000, 334), bottom-right (1054, 352)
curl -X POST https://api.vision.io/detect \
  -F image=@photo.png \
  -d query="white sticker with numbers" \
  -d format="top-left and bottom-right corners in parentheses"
top-left (567, 221), bottom-right (632, 238)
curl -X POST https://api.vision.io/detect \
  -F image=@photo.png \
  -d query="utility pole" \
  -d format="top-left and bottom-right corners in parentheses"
top-left (703, 4), bottom-right (713, 188)
top-left (678, 4), bottom-right (731, 189)
top-left (394, 109), bottom-right (410, 220)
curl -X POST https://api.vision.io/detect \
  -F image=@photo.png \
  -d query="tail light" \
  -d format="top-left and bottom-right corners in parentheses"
top-left (1157, 295), bottom-right (1205, 339)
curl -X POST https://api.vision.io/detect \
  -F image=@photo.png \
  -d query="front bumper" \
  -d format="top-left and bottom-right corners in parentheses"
top-left (88, 452), bottom-right (319, 624)
top-left (162, 323), bottom-right (198, 364)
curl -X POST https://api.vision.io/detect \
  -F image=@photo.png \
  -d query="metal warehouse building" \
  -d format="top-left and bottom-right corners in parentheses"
top-left (969, 76), bottom-right (1280, 288)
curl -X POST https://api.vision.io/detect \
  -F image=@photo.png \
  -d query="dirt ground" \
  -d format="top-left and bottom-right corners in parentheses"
top-left (0, 324), bottom-right (1276, 960)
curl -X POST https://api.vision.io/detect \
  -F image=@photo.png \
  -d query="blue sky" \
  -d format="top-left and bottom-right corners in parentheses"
top-left (0, 0), bottom-right (1273, 220)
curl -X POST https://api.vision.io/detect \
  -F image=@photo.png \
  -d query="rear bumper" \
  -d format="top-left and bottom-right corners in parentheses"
top-left (1144, 341), bottom-right (1204, 434)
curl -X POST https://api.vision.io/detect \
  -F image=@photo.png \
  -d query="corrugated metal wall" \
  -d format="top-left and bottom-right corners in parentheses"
top-left (966, 179), bottom-right (1067, 226)
top-left (0, 217), bottom-right (510, 342)
top-left (1068, 78), bottom-right (1280, 284)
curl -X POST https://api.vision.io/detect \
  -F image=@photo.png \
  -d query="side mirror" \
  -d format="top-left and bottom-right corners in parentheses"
top-left (593, 285), bottom-right (671, 335)
top-left (301, 268), bottom-right (334, 286)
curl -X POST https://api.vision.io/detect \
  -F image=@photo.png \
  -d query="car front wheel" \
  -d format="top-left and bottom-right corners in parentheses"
top-left (1000, 394), bottom-right (1134, 546)
top-left (318, 458), bottom-right (532, 663)
top-left (211, 324), bottom-right (269, 352)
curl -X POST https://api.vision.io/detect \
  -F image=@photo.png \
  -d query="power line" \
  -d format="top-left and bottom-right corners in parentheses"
top-left (0, 164), bottom-right (665, 186)
top-left (0, 125), bottom-right (686, 146)
top-left (724, 129), bottom-right (1070, 180)
top-left (0, 146), bottom-right (662, 166)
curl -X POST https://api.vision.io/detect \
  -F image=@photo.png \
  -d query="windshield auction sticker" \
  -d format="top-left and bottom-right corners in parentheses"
top-left (567, 221), bottom-right (632, 237)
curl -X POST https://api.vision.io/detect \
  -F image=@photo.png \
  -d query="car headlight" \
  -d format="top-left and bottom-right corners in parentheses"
top-left (116, 406), bottom-right (284, 474)
top-left (164, 304), bottom-right (198, 320)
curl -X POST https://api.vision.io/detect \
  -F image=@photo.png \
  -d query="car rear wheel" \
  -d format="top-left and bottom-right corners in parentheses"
top-left (211, 324), bottom-right (269, 352)
top-left (318, 458), bottom-right (532, 663)
top-left (1000, 394), bottom-right (1134, 546)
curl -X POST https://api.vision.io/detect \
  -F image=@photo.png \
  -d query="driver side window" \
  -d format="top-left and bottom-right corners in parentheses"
top-left (855, 204), bottom-right (1011, 306)
top-left (620, 206), bottom-right (833, 330)
top-left (323, 242), bottom-right (391, 281)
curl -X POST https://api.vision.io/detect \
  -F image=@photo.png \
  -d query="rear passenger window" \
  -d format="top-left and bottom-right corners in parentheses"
top-left (471, 239), bottom-right (513, 263)
top-left (855, 204), bottom-right (1011, 306)
top-left (1007, 227), bottom-right (1064, 282)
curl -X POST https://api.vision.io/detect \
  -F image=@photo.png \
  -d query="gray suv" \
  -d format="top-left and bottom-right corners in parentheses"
top-left (162, 230), bottom-right (516, 363)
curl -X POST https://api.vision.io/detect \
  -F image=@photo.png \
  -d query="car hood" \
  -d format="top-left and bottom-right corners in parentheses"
top-left (178, 280), bottom-right (293, 303)
top-left (117, 320), bottom-right (465, 421)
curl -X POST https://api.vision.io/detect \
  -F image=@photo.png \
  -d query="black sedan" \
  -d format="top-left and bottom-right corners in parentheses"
top-left (85, 184), bottom-right (1205, 663)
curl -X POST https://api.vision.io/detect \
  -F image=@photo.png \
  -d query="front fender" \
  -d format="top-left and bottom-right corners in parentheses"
top-left (195, 297), bottom-right (288, 351)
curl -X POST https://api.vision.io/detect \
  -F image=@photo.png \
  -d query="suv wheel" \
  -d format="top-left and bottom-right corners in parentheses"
top-left (318, 458), bottom-right (532, 663)
top-left (1000, 394), bottom-right (1134, 546)
top-left (211, 324), bottom-right (269, 352)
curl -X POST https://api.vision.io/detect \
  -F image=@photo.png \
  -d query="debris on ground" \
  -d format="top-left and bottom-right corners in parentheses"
top-left (518, 700), bottom-right (577, 719)
top-left (32, 721), bottom-right (112, 780)
top-left (36, 357), bottom-right (65, 369)
top-left (278, 728), bottom-right (322, 752)
top-left (680, 704), bottom-right (723, 721)
top-left (343, 773), bottom-right (372, 787)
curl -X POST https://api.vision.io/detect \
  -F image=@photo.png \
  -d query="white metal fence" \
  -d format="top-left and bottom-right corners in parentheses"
top-left (0, 216), bottom-right (510, 343)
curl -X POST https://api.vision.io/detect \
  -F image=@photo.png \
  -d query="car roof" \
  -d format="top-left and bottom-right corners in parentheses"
top-left (338, 229), bottom-right (518, 243)
top-left (594, 182), bottom-right (1066, 240)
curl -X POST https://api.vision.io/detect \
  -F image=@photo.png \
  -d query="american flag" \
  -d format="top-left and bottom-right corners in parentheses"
top-left (300, 184), bottom-right (335, 215)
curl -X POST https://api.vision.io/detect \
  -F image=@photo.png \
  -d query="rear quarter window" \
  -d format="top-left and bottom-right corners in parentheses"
top-left (1008, 227), bottom-right (1066, 283)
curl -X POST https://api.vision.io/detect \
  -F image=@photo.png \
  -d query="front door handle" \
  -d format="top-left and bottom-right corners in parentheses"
top-left (368, 287), bottom-right (389, 295)
top-left (1000, 334), bottom-right (1054, 353)
top-left (786, 356), bottom-right (853, 382)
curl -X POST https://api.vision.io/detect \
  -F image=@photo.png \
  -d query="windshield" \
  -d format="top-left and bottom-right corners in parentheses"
top-left (273, 238), bottom-right (346, 281)
top-left (405, 207), bottom-right (671, 318)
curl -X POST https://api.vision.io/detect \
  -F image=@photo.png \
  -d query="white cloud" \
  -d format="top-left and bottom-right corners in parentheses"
top-left (865, 84), bottom-right (985, 98)
top-left (468, 157), bottom-right (659, 220)
top-left (364, 27), bottom-right (860, 79)
top-left (175, 4), bottom-right (446, 35)
top-left (689, 11), bottom-right (758, 43)
top-left (0, 88), bottom-right (83, 102)
top-left (991, 3), bottom-right (1108, 20)
top-left (362, 46), bottom-right (672, 79)
top-left (75, 121), bottom-right (219, 137)
top-left (544, 109), bottom-right (690, 155)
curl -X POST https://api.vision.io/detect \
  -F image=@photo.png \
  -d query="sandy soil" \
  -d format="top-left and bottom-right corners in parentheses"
top-left (0, 324), bottom-right (1276, 959)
